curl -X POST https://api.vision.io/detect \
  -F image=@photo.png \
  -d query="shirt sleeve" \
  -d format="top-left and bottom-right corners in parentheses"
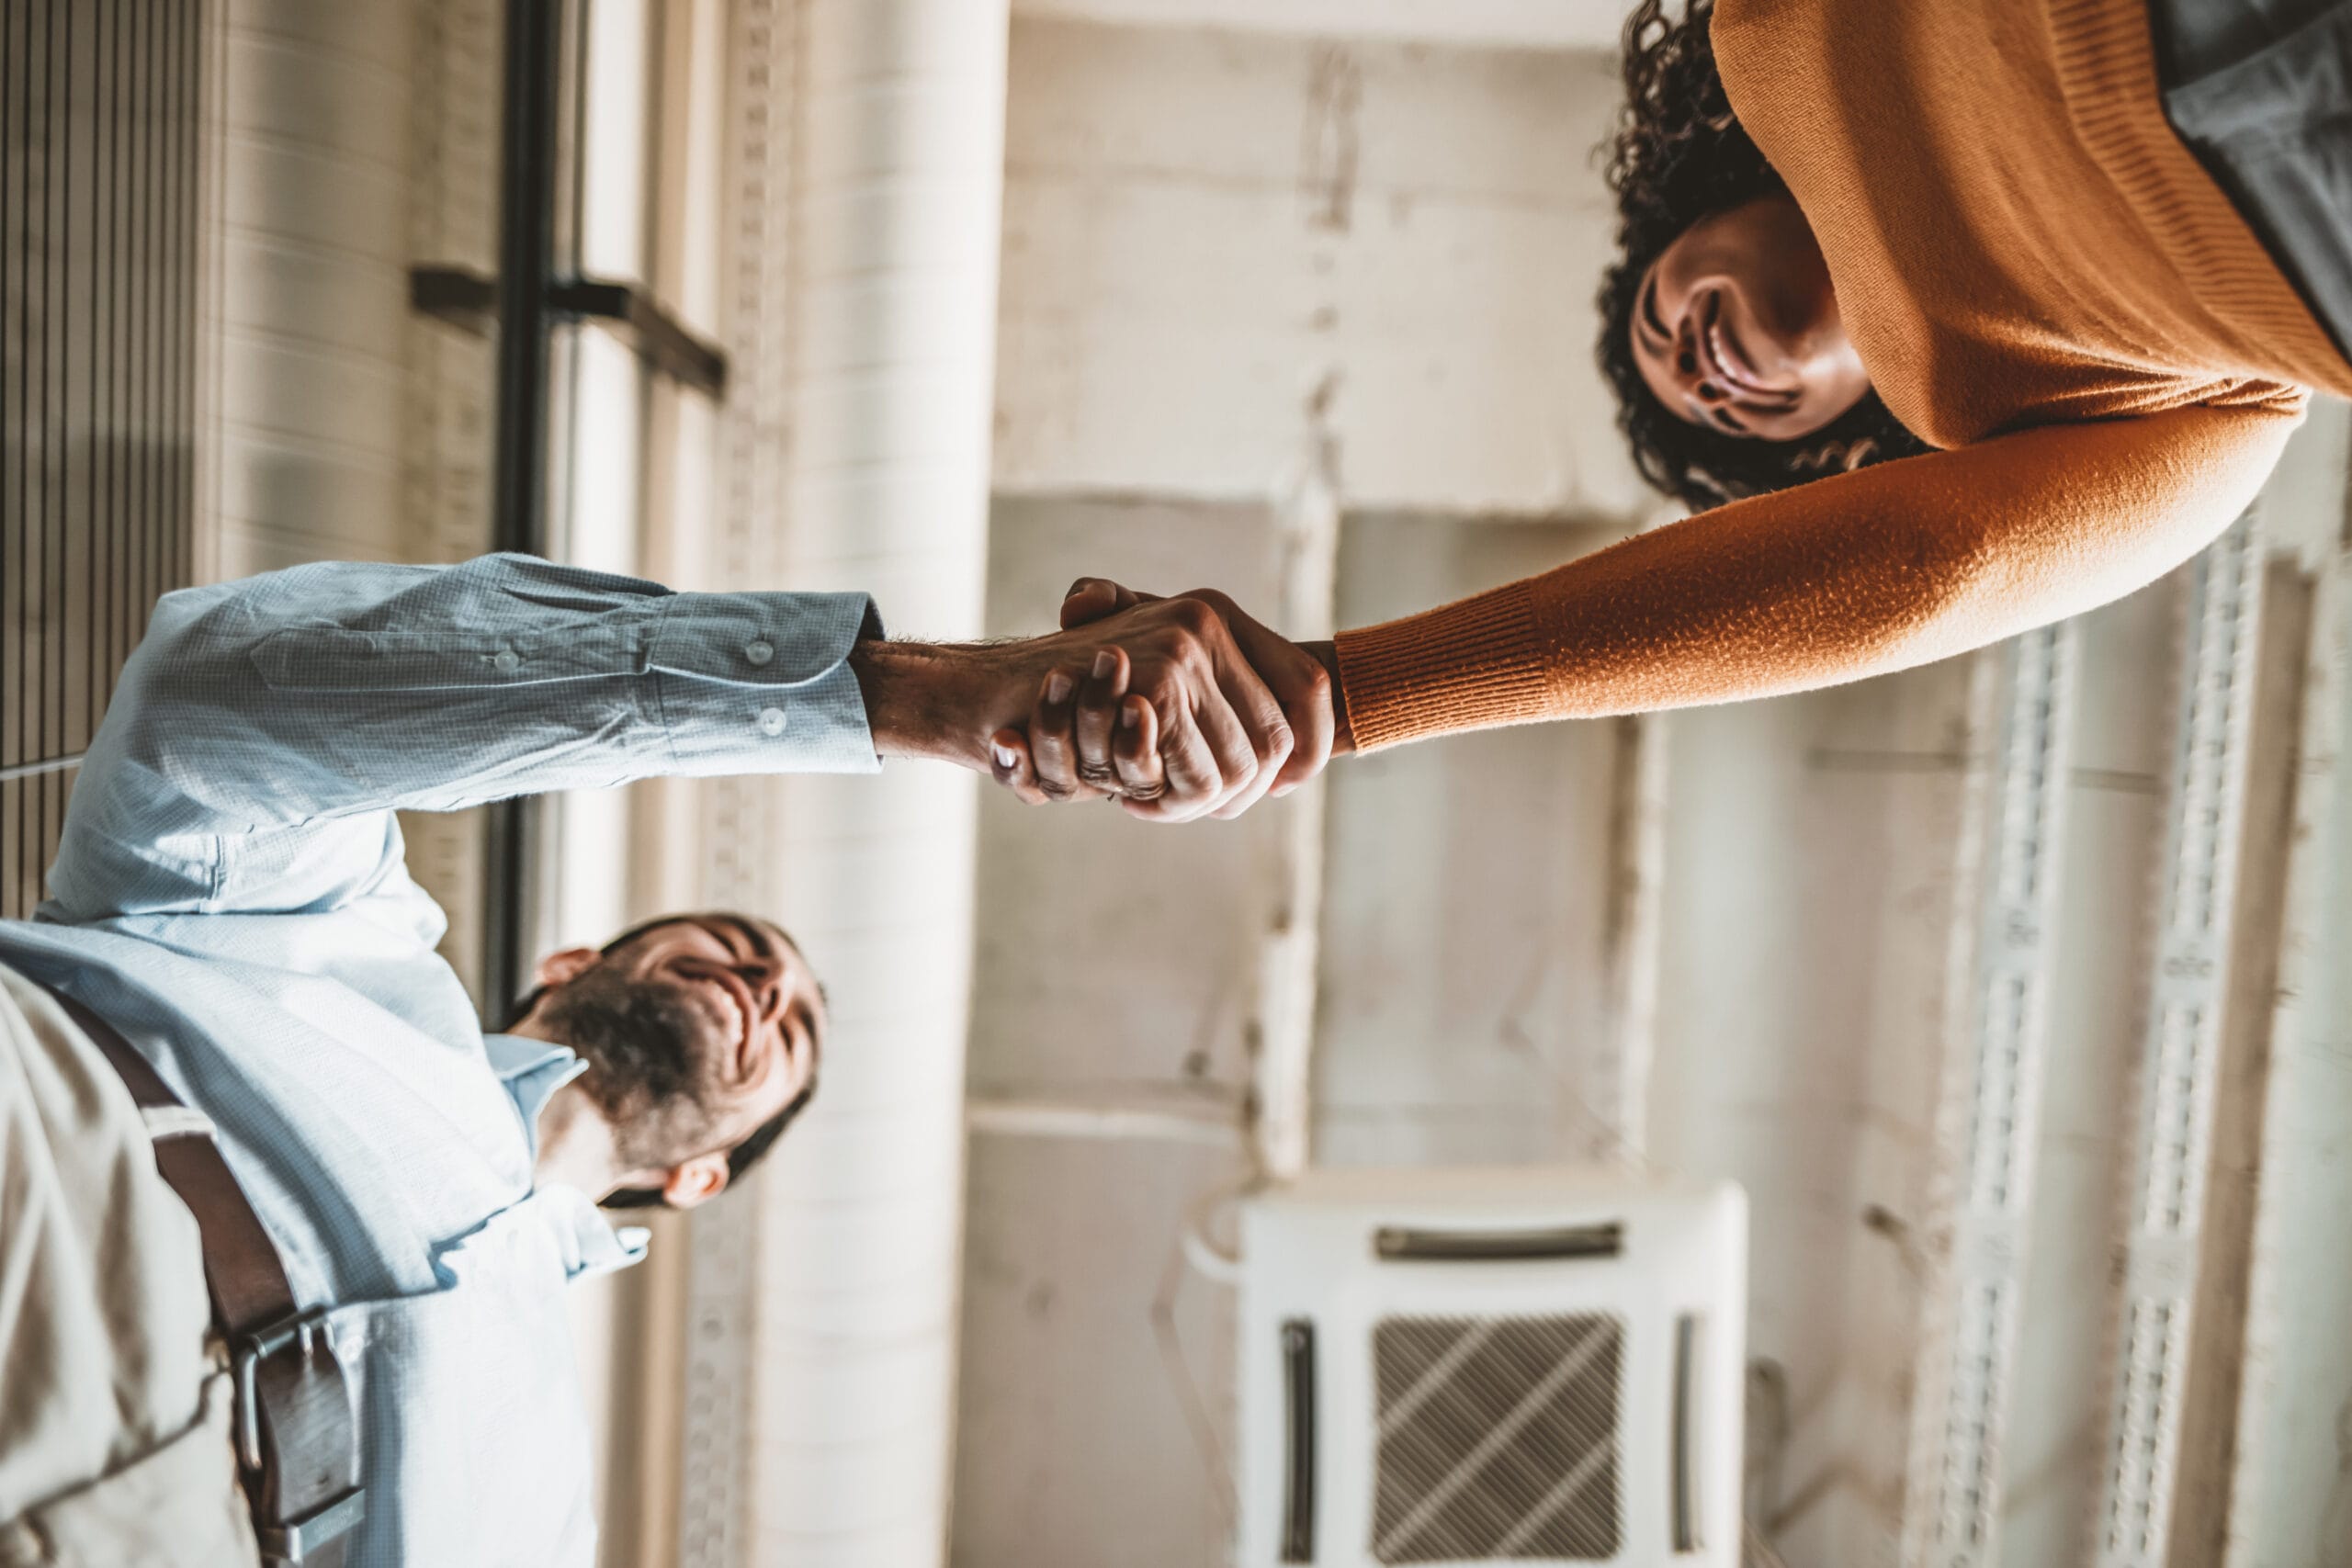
top-left (1331, 403), bottom-right (2300, 749)
top-left (43, 555), bottom-right (883, 920)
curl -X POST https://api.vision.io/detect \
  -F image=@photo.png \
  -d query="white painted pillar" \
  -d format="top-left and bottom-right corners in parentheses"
top-left (1598, 709), bottom-right (1669, 1163)
top-left (2091, 514), bottom-right (2264, 1568)
top-left (1900, 623), bottom-right (2082, 1566)
top-left (696, 4), bottom-right (1011, 1566)
top-left (2222, 490), bottom-right (2352, 1568)
top-left (674, 1), bottom-right (805, 1560)
top-left (1252, 384), bottom-right (1341, 1182)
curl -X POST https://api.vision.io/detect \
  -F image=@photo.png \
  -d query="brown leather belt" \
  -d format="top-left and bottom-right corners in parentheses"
top-left (46, 987), bottom-right (366, 1567)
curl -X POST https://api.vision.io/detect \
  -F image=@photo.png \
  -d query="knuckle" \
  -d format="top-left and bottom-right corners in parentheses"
top-left (1166, 596), bottom-right (1216, 635)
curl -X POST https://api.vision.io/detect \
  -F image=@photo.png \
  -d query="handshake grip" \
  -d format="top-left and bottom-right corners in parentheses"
top-left (985, 579), bottom-right (1347, 824)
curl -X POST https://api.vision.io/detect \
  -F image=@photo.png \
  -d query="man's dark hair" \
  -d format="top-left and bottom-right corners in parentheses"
top-left (597, 1080), bottom-right (815, 1211)
top-left (506, 914), bottom-right (817, 1211)
top-left (1595, 0), bottom-right (1928, 512)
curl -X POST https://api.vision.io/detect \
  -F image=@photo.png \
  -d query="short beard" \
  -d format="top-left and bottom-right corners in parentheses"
top-left (537, 964), bottom-right (725, 1171)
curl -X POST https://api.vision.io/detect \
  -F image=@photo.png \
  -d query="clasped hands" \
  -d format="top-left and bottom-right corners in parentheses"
top-left (989, 581), bottom-right (1350, 822)
top-left (852, 580), bottom-right (1348, 823)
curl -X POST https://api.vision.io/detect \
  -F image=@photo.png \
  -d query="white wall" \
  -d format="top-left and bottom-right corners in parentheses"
top-left (961, 25), bottom-right (1651, 1561)
top-left (955, 495), bottom-right (1278, 1566)
top-left (1313, 513), bottom-right (1628, 1169)
top-left (992, 18), bottom-right (1644, 519)
top-left (962, 17), bottom-right (2352, 1568)
top-left (1013, 0), bottom-right (1634, 51)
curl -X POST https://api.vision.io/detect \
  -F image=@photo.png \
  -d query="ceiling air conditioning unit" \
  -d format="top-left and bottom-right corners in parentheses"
top-left (1237, 1168), bottom-right (1747, 1568)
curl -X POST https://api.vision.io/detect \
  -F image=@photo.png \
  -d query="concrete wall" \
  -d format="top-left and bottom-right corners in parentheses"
top-left (956, 17), bottom-right (2352, 1568)
top-left (991, 17), bottom-right (1642, 519)
top-left (957, 24), bottom-right (1648, 1561)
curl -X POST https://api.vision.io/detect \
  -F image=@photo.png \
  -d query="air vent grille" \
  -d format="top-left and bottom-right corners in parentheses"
top-left (1371, 1314), bottom-right (1625, 1562)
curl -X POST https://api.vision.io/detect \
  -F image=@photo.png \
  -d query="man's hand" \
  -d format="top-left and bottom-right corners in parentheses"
top-left (849, 595), bottom-right (1301, 823)
top-left (1015, 580), bottom-right (1349, 818)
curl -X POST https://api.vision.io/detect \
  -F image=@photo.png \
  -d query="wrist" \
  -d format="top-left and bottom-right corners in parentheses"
top-left (851, 629), bottom-right (1025, 766)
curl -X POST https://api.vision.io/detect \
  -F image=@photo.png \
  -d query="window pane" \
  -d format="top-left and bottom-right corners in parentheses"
top-left (575, 0), bottom-right (655, 285)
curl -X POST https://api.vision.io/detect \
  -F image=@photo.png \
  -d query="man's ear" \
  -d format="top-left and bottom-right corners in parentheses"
top-left (660, 1154), bottom-right (730, 1210)
top-left (536, 946), bottom-right (600, 990)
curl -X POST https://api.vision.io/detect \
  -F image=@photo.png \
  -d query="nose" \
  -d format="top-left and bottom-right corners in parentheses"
top-left (1670, 331), bottom-right (1729, 406)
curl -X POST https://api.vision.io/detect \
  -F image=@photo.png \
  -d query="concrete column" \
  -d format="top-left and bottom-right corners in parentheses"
top-left (726, 3), bottom-right (1011, 1565)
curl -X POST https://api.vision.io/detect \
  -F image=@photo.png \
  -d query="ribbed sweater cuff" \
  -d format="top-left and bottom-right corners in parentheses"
top-left (1333, 582), bottom-right (1550, 753)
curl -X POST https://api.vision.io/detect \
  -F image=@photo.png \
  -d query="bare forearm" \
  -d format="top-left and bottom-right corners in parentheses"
top-left (851, 639), bottom-right (1011, 770)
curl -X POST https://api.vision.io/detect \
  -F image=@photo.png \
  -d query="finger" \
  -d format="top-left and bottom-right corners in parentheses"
top-left (1112, 693), bottom-right (1164, 803)
top-left (1072, 647), bottom-right (1128, 790)
top-left (1058, 577), bottom-right (1150, 630)
top-left (1168, 590), bottom-right (1329, 799)
top-left (1270, 654), bottom-right (1336, 796)
top-left (1214, 686), bottom-right (1295, 820)
top-left (1204, 656), bottom-right (1293, 820)
top-left (1029, 667), bottom-right (1089, 801)
top-left (1144, 699), bottom-right (1226, 823)
top-left (1184, 687), bottom-right (1262, 820)
top-left (988, 729), bottom-right (1053, 807)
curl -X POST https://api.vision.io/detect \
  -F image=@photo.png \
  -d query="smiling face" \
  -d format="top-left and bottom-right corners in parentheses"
top-left (536, 912), bottom-right (825, 1177)
top-left (1629, 195), bottom-right (1871, 444)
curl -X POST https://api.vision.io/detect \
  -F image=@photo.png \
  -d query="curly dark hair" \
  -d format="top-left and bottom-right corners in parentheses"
top-left (1595, 0), bottom-right (1928, 512)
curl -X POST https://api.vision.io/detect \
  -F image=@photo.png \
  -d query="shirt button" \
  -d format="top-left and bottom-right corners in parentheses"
top-left (492, 649), bottom-right (522, 675)
top-left (757, 706), bottom-right (787, 738)
top-left (744, 638), bottom-right (775, 668)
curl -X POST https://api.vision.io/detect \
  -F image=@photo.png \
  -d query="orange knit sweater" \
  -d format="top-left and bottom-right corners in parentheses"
top-left (1330, 0), bottom-right (2352, 750)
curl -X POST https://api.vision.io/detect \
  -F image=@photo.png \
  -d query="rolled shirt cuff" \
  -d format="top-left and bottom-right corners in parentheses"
top-left (648, 590), bottom-right (886, 775)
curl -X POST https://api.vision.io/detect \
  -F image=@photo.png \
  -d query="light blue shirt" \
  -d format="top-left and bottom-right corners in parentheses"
top-left (0, 555), bottom-right (881, 1566)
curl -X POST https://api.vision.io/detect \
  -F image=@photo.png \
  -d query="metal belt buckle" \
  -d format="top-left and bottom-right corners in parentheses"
top-left (232, 1306), bottom-right (366, 1561)
top-left (255, 1487), bottom-right (367, 1563)
top-left (232, 1305), bottom-right (334, 1475)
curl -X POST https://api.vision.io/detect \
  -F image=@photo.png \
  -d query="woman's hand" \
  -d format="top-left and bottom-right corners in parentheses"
top-left (989, 580), bottom-right (1349, 821)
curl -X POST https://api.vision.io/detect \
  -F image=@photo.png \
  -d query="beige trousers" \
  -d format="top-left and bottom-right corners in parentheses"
top-left (0, 964), bottom-right (256, 1566)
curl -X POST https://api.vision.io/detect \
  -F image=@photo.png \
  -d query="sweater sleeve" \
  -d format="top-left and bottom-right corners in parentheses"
top-left (1331, 403), bottom-right (2300, 750)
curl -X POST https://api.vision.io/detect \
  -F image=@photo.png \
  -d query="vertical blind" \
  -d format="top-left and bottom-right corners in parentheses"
top-left (1, 0), bottom-right (202, 919)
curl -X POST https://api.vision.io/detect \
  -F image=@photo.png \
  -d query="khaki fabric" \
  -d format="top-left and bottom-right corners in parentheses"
top-left (0, 964), bottom-right (256, 1564)
top-left (0, 1371), bottom-right (254, 1568)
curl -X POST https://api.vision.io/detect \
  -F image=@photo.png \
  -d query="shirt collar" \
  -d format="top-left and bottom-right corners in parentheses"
top-left (480, 1032), bottom-right (650, 1280)
top-left (483, 1032), bottom-right (586, 1165)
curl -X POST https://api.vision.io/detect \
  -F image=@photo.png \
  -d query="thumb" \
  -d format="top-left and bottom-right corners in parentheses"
top-left (1059, 577), bottom-right (1150, 629)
